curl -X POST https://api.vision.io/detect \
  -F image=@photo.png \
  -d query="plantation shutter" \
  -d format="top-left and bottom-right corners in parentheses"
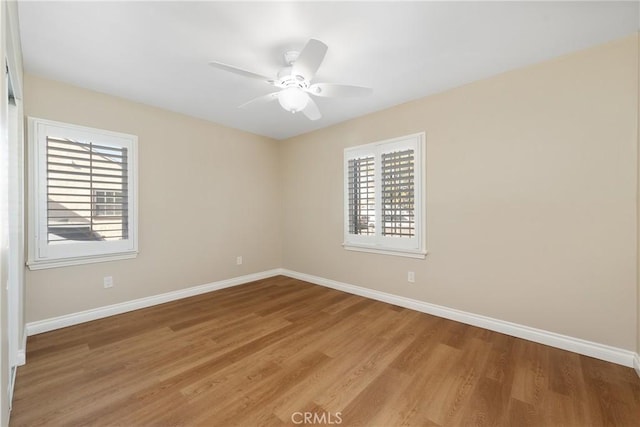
top-left (381, 148), bottom-right (415, 237)
top-left (46, 137), bottom-right (129, 243)
top-left (347, 156), bottom-right (376, 235)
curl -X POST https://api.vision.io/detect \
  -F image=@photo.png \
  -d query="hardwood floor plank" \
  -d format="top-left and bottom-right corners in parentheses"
top-left (510, 339), bottom-right (550, 406)
top-left (506, 397), bottom-right (540, 427)
top-left (483, 330), bottom-right (516, 384)
top-left (192, 351), bottom-right (332, 427)
top-left (457, 377), bottom-right (504, 426)
top-left (312, 332), bottom-right (418, 414)
top-left (371, 342), bottom-right (460, 426)
top-left (10, 276), bottom-right (640, 426)
top-left (338, 367), bottom-right (413, 426)
top-left (430, 338), bottom-right (493, 426)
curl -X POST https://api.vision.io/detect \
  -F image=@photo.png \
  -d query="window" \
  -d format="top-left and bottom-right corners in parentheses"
top-left (28, 117), bottom-right (138, 269)
top-left (344, 132), bottom-right (425, 258)
top-left (94, 190), bottom-right (123, 217)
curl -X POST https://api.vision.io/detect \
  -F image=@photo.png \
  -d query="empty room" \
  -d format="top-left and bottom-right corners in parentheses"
top-left (1, 1), bottom-right (639, 426)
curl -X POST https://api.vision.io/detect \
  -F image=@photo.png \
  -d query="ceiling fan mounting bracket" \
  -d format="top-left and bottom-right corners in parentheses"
top-left (283, 50), bottom-right (300, 65)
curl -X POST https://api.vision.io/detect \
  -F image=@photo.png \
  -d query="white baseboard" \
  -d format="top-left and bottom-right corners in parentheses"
top-left (25, 267), bottom-right (638, 369)
top-left (25, 269), bottom-right (283, 336)
top-left (280, 269), bottom-right (637, 368)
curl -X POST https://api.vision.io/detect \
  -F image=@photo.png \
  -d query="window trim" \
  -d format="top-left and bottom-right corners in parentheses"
top-left (343, 132), bottom-right (426, 259)
top-left (27, 117), bottom-right (138, 270)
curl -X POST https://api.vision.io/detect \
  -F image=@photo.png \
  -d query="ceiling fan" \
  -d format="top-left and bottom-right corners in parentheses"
top-left (209, 39), bottom-right (373, 121)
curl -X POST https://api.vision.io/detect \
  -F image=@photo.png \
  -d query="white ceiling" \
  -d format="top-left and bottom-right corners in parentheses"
top-left (17, 1), bottom-right (639, 140)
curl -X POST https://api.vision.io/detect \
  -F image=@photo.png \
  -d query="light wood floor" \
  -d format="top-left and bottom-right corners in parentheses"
top-left (10, 276), bottom-right (640, 426)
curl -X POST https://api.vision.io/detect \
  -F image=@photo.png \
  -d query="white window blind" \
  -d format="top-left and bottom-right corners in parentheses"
top-left (347, 156), bottom-right (375, 236)
top-left (381, 149), bottom-right (415, 238)
top-left (344, 133), bottom-right (425, 258)
top-left (28, 118), bottom-right (138, 269)
top-left (47, 137), bottom-right (129, 242)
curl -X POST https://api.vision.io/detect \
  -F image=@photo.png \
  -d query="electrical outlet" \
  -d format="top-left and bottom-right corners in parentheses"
top-left (236, 256), bottom-right (243, 265)
top-left (407, 271), bottom-right (415, 283)
top-left (103, 276), bottom-right (114, 289)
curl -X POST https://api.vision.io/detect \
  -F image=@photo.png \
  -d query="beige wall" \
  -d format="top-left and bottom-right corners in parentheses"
top-left (24, 75), bottom-right (282, 322)
top-left (280, 35), bottom-right (639, 351)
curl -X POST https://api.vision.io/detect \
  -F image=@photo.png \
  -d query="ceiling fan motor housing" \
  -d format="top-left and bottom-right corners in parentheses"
top-left (277, 65), bottom-right (309, 90)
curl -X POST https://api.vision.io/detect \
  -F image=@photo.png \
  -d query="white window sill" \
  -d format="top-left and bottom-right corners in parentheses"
top-left (343, 244), bottom-right (427, 259)
top-left (27, 251), bottom-right (138, 270)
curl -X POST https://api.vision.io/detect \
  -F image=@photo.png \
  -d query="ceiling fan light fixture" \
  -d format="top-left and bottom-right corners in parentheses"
top-left (278, 87), bottom-right (309, 113)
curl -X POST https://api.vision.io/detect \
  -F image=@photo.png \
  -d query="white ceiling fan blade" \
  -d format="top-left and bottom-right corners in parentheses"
top-left (209, 61), bottom-right (273, 83)
top-left (302, 97), bottom-right (322, 121)
top-left (238, 92), bottom-right (280, 109)
top-left (291, 39), bottom-right (328, 81)
top-left (308, 83), bottom-right (373, 98)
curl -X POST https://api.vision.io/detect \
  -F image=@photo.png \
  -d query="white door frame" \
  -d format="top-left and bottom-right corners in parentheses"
top-left (3, 0), bottom-right (25, 414)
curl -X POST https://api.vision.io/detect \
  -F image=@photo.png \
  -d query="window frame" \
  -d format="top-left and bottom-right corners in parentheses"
top-left (27, 117), bottom-right (138, 270)
top-left (343, 132), bottom-right (426, 259)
